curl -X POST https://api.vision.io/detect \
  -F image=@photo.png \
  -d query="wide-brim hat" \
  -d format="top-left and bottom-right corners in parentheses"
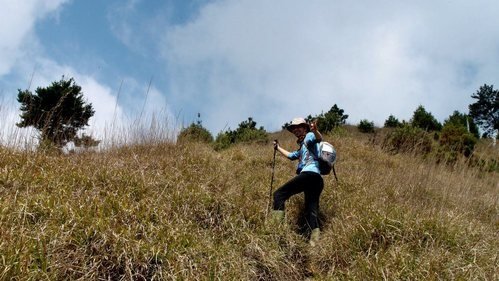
top-left (287, 117), bottom-right (309, 132)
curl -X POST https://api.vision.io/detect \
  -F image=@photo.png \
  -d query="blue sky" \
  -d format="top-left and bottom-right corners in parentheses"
top-left (1, 0), bottom-right (499, 145)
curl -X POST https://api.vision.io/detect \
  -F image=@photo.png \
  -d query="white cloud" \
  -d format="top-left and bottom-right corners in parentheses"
top-left (162, 0), bottom-right (499, 132)
top-left (78, 76), bottom-right (123, 134)
top-left (0, 0), bottom-right (69, 75)
top-left (71, 74), bottom-right (177, 145)
top-left (107, 0), bottom-right (169, 57)
top-left (107, 0), bottom-right (141, 52)
top-left (0, 0), bottom-right (178, 147)
top-left (0, 0), bottom-right (70, 147)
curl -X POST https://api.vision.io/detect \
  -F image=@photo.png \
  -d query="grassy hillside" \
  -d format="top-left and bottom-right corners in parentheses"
top-left (0, 130), bottom-right (497, 280)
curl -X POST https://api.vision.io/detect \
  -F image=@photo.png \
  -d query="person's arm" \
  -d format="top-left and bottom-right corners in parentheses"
top-left (273, 140), bottom-right (294, 158)
top-left (310, 120), bottom-right (322, 142)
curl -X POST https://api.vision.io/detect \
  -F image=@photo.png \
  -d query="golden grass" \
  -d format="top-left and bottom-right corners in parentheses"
top-left (0, 130), bottom-right (497, 280)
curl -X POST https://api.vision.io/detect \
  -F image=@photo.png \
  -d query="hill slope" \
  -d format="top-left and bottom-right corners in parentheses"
top-left (0, 131), bottom-right (497, 280)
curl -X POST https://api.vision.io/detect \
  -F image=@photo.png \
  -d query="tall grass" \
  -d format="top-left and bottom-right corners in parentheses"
top-left (0, 99), bottom-right (179, 152)
top-left (0, 100), bottom-right (39, 150)
top-left (0, 126), bottom-right (497, 280)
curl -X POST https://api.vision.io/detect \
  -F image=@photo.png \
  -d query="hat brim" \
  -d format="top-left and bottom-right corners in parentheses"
top-left (286, 123), bottom-right (309, 132)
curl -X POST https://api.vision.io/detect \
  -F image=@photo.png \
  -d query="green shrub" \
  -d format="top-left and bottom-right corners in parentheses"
top-left (213, 131), bottom-right (233, 151)
top-left (177, 123), bottom-right (214, 144)
top-left (411, 105), bottom-right (442, 132)
top-left (382, 125), bottom-right (433, 155)
top-left (438, 124), bottom-right (477, 157)
top-left (358, 119), bottom-right (375, 133)
top-left (315, 104), bottom-right (349, 133)
top-left (214, 117), bottom-right (268, 150)
top-left (444, 111), bottom-right (479, 139)
top-left (384, 115), bottom-right (402, 128)
top-left (233, 127), bottom-right (267, 143)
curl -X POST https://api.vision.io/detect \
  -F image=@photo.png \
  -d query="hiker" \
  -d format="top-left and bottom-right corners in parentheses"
top-left (272, 117), bottom-right (324, 246)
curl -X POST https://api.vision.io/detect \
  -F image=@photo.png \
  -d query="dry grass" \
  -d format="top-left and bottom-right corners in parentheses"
top-left (0, 129), bottom-right (497, 280)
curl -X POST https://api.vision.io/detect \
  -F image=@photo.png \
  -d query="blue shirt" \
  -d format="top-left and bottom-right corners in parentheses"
top-left (287, 132), bottom-right (321, 174)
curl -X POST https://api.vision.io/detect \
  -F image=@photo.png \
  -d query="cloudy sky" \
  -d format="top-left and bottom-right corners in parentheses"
top-left (1, 0), bottom-right (498, 143)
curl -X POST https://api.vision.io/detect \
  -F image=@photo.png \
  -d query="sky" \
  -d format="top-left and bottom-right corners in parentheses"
top-left (1, 0), bottom-right (498, 145)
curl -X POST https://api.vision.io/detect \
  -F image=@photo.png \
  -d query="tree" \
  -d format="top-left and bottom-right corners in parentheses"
top-left (17, 76), bottom-right (95, 148)
top-left (358, 119), bottom-right (375, 133)
top-left (384, 114), bottom-right (401, 128)
top-left (443, 110), bottom-right (479, 139)
top-left (282, 104), bottom-right (348, 133)
top-left (410, 105), bottom-right (442, 132)
top-left (320, 104), bottom-right (348, 132)
top-left (469, 84), bottom-right (499, 137)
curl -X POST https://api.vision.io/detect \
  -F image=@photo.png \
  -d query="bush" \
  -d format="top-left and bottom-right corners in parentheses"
top-left (315, 104), bottom-right (349, 133)
top-left (384, 115), bottom-right (402, 128)
top-left (214, 117), bottom-right (268, 150)
top-left (213, 131), bottom-right (233, 151)
top-left (358, 119), bottom-right (375, 133)
top-left (232, 118), bottom-right (268, 143)
top-left (382, 125), bottom-right (433, 155)
top-left (177, 123), bottom-right (214, 144)
top-left (439, 124), bottom-right (477, 157)
top-left (443, 111), bottom-right (480, 139)
top-left (411, 105), bottom-right (442, 132)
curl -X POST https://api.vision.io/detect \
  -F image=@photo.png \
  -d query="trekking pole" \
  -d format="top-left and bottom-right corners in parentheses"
top-left (332, 164), bottom-right (338, 182)
top-left (266, 140), bottom-right (278, 217)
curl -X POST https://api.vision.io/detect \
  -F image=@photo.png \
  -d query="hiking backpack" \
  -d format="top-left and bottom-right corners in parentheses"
top-left (315, 141), bottom-right (337, 177)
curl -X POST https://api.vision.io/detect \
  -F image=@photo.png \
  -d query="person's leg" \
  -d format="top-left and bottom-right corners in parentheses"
top-left (272, 173), bottom-right (309, 211)
top-left (303, 172), bottom-right (324, 231)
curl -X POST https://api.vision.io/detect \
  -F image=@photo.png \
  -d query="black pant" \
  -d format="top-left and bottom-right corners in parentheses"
top-left (273, 172), bottom-right (324, 230)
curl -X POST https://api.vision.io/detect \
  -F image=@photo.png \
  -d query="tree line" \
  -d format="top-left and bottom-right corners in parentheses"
top-left (13, 76), bottom-right (498, 156)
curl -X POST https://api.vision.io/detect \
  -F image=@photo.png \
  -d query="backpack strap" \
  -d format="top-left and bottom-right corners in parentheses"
top-left (303, 140), bottom-right (320, 161)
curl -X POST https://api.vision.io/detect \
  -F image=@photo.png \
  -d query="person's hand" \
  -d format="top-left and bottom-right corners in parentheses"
top-left (310, 120), bottom-right (318, 132)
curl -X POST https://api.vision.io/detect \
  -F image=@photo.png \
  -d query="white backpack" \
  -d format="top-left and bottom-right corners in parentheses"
top-left (316, 141), bottom-right (337, 176)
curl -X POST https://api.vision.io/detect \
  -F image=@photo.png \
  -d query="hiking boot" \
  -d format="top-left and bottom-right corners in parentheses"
top-left (309, 228), bottom-right (320, 247)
